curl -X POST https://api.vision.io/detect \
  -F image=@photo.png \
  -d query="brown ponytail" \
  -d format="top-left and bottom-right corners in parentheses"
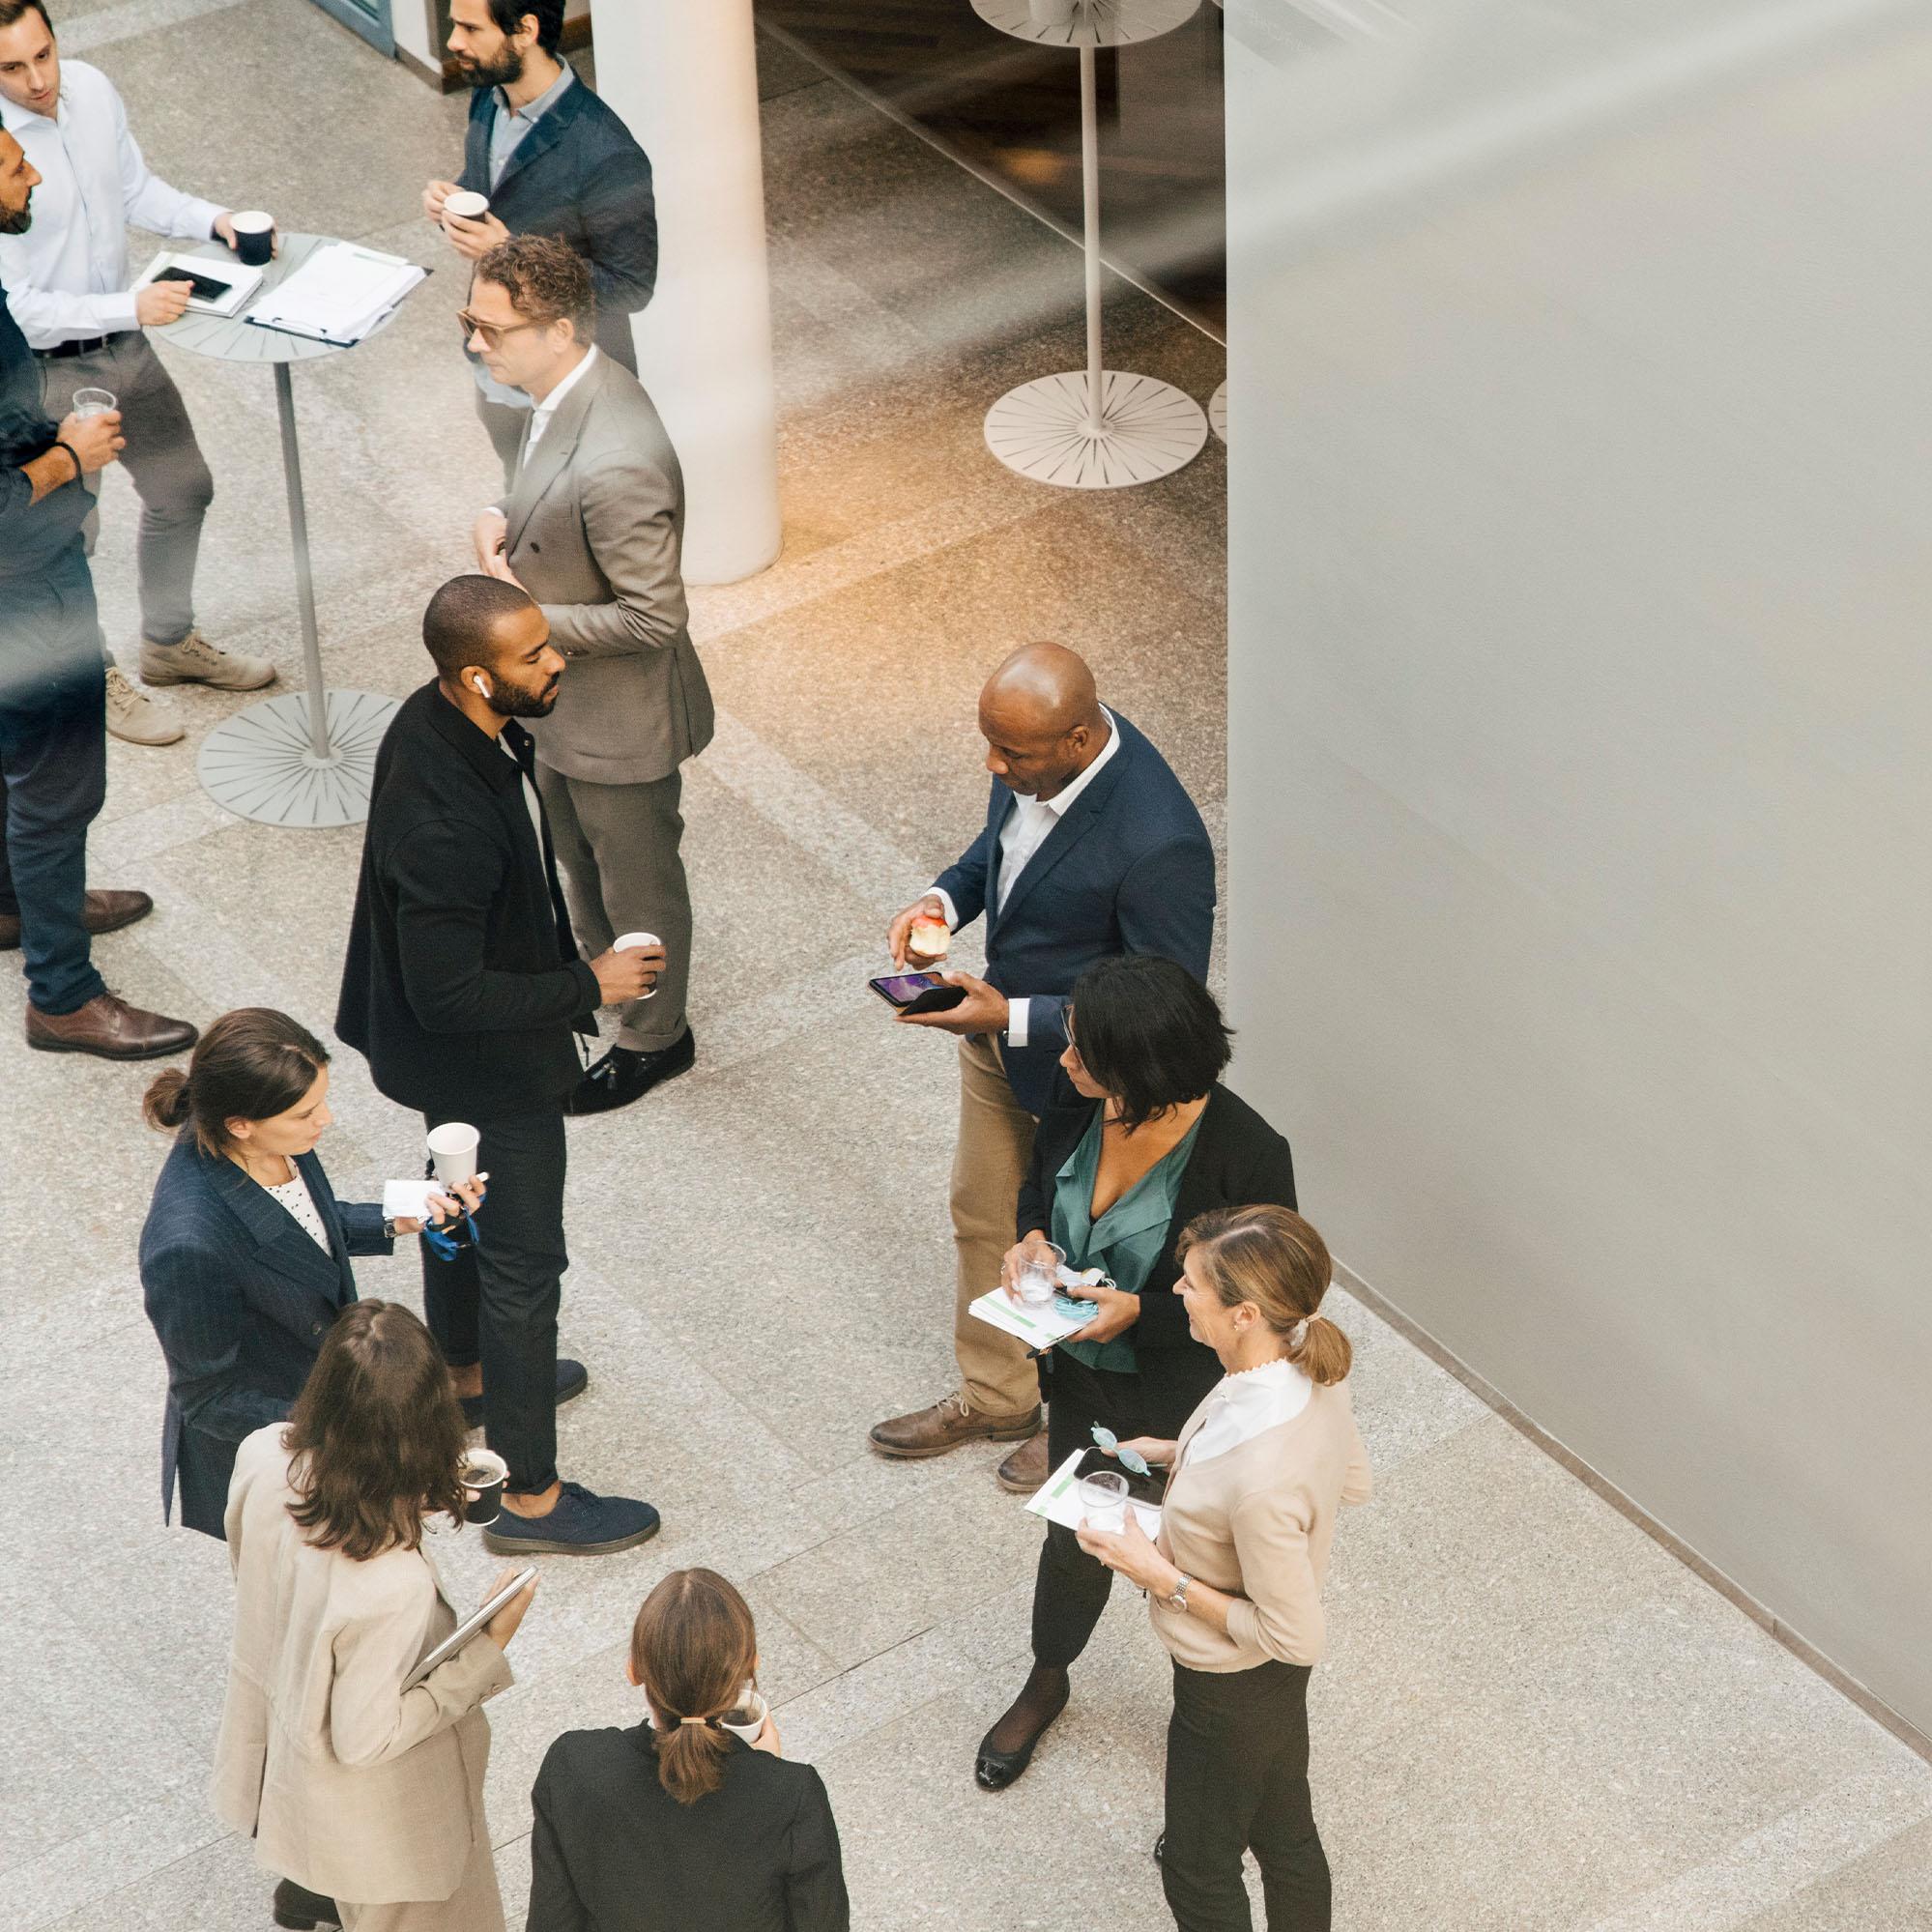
top-left (631, 1569), bottom-right (759, 1804)
top-left (141, 1066), bottom-right (194, 1133)
top-left (139, 1008), bottom-right (330, 1157)
top-left (1177, 1204), bottom-right (1354, 1386)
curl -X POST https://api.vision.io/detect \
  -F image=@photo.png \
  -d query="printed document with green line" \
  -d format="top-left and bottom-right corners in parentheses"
top-left (967, 1287), bottom-right (1091, 1348)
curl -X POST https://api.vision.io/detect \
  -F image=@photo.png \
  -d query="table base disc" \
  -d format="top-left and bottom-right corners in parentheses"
top-left (985, 371), bottom-right (1209, 488)
top-left (1209, 379), bottom-right (1227, 444)
top-left (197, 689), bottom-right (400, 828)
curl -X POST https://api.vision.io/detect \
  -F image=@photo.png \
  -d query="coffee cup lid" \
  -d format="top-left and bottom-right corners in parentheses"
top-left (233, 209), bottom-right (274, 228)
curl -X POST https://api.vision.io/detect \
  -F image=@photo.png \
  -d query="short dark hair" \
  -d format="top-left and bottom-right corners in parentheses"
top-left (475, 232), bottom-right (594, 339)
top-left (285, 1302), bottom-right (470, 1561)
top-left (1066, 955), bottom-right (1232, 1131)
top-left (489, 0), bottom-right (562, 53)
top-left (0, 2), bottom-right (54, 35)
top-left (142, 1008), bottom-right (330, 1158)
top-left (421, 572), bottom-right (538, 680)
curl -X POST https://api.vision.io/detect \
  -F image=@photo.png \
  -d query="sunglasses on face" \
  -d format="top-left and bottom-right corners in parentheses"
top-left (456, 308), bottom-right (552, 349)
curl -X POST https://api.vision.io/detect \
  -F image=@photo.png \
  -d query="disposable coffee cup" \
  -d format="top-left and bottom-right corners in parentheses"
top-left (230, 210), bottom-right (274, 267)
top-left (614, 931), bottom-right (661, 1000)
top-left (71, 387), bottom-right (116, 419)
top-left (427, 1121), bottom-right (481, 1186)
top-left (718, 1687), bottom-right (768, 1743)
top-left (461, 1449), bottom-right (507, 1525)
top-left (444, 188), bottom-right (491, 230)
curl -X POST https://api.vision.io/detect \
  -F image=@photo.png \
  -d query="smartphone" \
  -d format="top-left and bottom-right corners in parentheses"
top-left (868, 970), bottom-right (967, 1014)
top-left (155, 265), bottom-right (236, 302)
top-left (1076, 1444), bottom-right (1167, 1508)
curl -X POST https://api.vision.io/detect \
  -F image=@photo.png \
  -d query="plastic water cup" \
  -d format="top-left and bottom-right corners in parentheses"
top-left (427, 1121), bottom-right (481, 1186)
top-left (1016, 1240), bottom-right (1066, 1307)
top-left (71, 388), bottom-right (116, 418)
top-left (1080, 1471), bottom-right (1129, 1534)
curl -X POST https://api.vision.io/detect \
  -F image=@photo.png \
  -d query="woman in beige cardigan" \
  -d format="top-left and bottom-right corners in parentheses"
top-left (214, 1301), bottom-right (536, 1932)
top-left (1077, 1205), bottom-right (1370, 1932)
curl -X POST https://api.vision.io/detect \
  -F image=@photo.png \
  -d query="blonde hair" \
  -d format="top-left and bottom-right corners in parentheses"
top-left (631, 1569), bottom-right (759, 1804)
top-left (1177, 1204), bottom-right (1353, 1385)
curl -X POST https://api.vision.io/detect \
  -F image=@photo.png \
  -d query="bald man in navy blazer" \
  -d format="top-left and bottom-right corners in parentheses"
top-left (868, 644), bottom-right (1215, 1481)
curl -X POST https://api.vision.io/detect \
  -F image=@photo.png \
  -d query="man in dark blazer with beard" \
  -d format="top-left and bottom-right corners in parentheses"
top-left (336, 574), bottom-right (661, 1557)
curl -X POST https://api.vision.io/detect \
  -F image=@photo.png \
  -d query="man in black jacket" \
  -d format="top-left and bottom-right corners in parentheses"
top-left (423, 0), bottom-right (657, 481)
top-left (337, 574), bottom-right (663, 1555)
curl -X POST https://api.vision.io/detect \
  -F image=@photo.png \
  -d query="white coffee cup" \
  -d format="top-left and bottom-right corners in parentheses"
top-left (717, 1687), bottom-right (769, 1743)
top-left (444, 188), bottom-right (491, 228)
top-left (614, 931), bottom-right (661, 999)
top-left (427, 1121), bottom-right (481, 1186)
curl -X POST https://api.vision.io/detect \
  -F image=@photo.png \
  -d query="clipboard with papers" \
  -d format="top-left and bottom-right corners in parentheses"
top-left (245, 242), bottom-right (428, 346)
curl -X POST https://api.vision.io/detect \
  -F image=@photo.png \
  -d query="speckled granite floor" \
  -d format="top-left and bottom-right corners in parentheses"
top-left (1, 5), bottom-right (1927, 1929)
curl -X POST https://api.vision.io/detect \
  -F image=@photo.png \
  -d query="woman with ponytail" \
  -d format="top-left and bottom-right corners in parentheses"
top-left (1076, 1205), bottom-right (1370, 1932)
top-left (138, 1008), bottom-right (481, 1543)
top-left (526, 1568), bottom-right (850, 1932)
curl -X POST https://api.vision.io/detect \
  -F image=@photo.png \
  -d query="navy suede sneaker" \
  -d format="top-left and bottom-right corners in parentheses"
top-left (461, 1357), bottom-right (588, 1429)
top-left (483, 1481), bottom-right (660, 1556)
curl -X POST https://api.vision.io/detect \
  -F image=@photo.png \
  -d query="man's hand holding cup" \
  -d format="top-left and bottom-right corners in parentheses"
top-left (57, 407), bottom-right (124, 475)
top-left (592, 934), bottom-right (665, 1006)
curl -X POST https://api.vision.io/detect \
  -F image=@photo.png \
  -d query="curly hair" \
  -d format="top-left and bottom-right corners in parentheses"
top-left (284, 1302), bottom-right (470, 1561)
top-left (475, 232), bottom-right (595, 340)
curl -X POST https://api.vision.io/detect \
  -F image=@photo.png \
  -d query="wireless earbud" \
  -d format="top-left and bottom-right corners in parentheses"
top-left (471, 673), bottom-right (488, 697)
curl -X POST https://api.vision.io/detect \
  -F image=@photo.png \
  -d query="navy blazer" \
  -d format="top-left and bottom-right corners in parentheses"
top-left (934, 711), bottom-right (1216, 1114)
top-left (138, 1134), bottom-right (391, 1539)
top-left (460, 76), bottom-right (656, 375)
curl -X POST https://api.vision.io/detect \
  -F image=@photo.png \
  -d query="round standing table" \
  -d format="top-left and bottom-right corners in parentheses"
top-left (160, 232), bottom-right (408, 827)
top-left (971, 0), bottom-right (1209, 488)
top-left (1209, 378), bottom-right (1226, 443)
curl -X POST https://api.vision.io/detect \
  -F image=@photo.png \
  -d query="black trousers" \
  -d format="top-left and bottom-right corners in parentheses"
top-left (0, 550), bottom-right (109, 1015)
top-left (1164, 1658), bottom-right (1329, 1932)
top-left (420, 1106), bottom-right (568, 1494)
top-left (1031, 1348), bottom-right (1216, 1668)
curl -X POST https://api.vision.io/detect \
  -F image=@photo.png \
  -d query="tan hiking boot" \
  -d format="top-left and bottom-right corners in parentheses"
top-left (138, 628), bottom-right (275, 691)
top-left (104, 665), bottom-right (185, 746)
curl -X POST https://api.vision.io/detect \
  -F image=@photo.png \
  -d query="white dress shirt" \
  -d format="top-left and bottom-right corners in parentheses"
top-left (930, 707), bottom-right (1120, 1048)
top-left (523, 344), bottom-right (597, 454)
top-left (0, 59), bottom-right (223, 348)
top-left (499, 735), bottom-right (545, 851)
top-left (1180, 1359), bottom-right (1314, 1469)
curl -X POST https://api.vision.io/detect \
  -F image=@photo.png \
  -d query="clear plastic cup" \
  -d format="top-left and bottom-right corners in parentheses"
top-left (1080, 1471), bottom-right (1129, 1533)
top-left (1015, 1239), bottom-right (1066, 1306)
top-left (72, 388), bottom-right (116, 418)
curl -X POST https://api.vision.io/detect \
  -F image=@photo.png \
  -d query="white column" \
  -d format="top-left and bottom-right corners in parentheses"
top-left (589, 0), bottom-right (781, 584)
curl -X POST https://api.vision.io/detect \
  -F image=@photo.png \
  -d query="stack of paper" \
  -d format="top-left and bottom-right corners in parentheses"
top-left (967, 1287), bottom-right (1093, 1350)
top-left (248, 243), bottom-right (426, 346)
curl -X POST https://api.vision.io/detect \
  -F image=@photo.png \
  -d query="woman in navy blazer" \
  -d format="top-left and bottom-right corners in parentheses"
top-left (138, 1008), bottom-right (478, 1540)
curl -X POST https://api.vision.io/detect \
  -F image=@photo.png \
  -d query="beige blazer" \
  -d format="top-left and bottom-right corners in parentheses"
top-left (508, 351), bottom-right (716, 788)
top-left (211, 1426), bottom-right (514, 1905)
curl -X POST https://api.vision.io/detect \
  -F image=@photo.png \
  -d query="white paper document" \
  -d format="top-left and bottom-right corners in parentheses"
top-left (1025, 1448), bottom-right (1162, 1539)
top-left (966, 1287), bottom-right (1093, 1350)
top-left (247, 243), bottom-right (426, 344)
top-left (382, 1178), bottom-right (441, 1221)
top-left (135, 250), bottom-right (262, 317)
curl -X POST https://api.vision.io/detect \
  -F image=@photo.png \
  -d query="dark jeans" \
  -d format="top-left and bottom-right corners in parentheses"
top-left (420, 1106), bottom-right (567, 1494)
top-left (1164, 1658), bottom-right (1329, 1932)
top-left (1031, 1349), bottom-right (1216, 1668)
top-left (0, 552), bottom-right (109, 1014)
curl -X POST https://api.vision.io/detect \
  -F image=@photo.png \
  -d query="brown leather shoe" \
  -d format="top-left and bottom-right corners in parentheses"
top-left (869, 1391), bottom-right (1041, 1460)
top-left (0, 888), bottom-right (153, 951)
top-left (26, 992), bottom-right (197, 1059)
top-left (995, 1430), bottom-right (1053, 1494)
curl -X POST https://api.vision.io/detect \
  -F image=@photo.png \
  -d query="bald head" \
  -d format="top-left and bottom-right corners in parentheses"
top-left (977, 643), bottom-right (1110, 800)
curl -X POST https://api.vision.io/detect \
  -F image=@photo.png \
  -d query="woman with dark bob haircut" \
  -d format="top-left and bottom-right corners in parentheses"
top-left (138, 1008), bottom-right (481, 1543)
top-left (213, 1302), bottom-right (536, 1932)
top-left (973, 954), bottom-right (1298, 1791)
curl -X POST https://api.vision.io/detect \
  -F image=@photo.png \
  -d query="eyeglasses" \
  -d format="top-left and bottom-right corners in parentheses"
top-left (456, 308), bottom-right (553, 350)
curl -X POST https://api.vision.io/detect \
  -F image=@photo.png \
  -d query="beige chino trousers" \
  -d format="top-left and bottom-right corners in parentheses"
top-left (950, 1032), bottom-right (1042, 1416)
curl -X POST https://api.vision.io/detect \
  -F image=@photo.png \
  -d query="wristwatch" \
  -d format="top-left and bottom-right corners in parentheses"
top-left (382, 1217), bottom-right (403, 1242)
top-left (1163, 1573), bottom-right (1192, 1614)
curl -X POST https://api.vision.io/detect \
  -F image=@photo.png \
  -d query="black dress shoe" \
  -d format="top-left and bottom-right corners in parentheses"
top-left (974, 1667), bottom-right (1069, 1791)
top-left (461, 1357), bottom-right (588, 1428)
top-left (565, 1028), bottom-right (695, 1115)
top-left (272, 1877), bottom-right (341, 1929)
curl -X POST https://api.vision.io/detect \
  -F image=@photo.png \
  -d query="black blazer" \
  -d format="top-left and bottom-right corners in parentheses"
top-left (459, 76), bottom-right (656, 375)
top-left (932, 711), bottom-right (1215, 1114)
top-left (336, 682), bottom-right (601, 1120)
top-left (1016, 1083), bottom-right (1297, 1407)
top-left (527, 1725), bottom-right (850, 1932)
top-left (138, 1133), bottom-right (390, 1539)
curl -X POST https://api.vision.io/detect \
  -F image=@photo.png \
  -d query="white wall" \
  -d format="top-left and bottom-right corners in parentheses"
top-left (1226, 0), bottom-right (1932, 1737)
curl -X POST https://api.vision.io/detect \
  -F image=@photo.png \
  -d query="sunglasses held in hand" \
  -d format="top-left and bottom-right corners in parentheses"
top-left (1091, 1424), bottom-right (1151, 1477)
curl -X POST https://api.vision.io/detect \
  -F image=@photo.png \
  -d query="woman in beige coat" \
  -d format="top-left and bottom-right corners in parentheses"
top-left (214, 1301), bottom-right (536, 1932)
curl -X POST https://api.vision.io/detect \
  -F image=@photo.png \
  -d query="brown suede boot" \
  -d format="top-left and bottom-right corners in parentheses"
top-left (869, 1391), bottom-right (1041, 1459)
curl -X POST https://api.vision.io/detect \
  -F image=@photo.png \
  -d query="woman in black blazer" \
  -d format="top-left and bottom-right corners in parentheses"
top-left (138, 1008), bottom-right (477, 1540)
top-left (528, 1568), bottom-right (850, 1932)
top-left (974, 956), bottom-right (1297, 1791)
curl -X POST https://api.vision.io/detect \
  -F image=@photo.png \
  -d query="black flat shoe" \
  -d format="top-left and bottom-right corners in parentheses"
top-left (565, 1028), bottom-right (695, 1115)
top-left (461, 1357), bottom-right (588, 1428)
top-left (1153, 1833), bottom-right (1166, 1864)
top-left (974, 1671), bottom-right (1069, 1791)
top-left (273, 1877), bottom-right (341, 1929)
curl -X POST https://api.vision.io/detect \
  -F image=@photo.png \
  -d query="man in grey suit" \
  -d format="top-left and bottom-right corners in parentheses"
top-left (468, 234), bottom-right (712, 1114)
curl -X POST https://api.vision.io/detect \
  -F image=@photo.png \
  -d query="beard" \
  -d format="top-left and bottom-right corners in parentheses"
top-left (455, 43), bottom-right (523, 89)
top-left (496, 676), bottom-right (560, 718)
top-left (0, 202), bottom-right (32, 236)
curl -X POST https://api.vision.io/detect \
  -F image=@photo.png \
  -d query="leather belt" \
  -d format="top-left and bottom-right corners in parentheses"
top-left (39, 332), bottom-right (128, 360)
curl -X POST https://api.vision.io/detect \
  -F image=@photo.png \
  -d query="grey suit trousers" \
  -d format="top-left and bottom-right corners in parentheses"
top-left (535, 762), bottom-right (690, 1052)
